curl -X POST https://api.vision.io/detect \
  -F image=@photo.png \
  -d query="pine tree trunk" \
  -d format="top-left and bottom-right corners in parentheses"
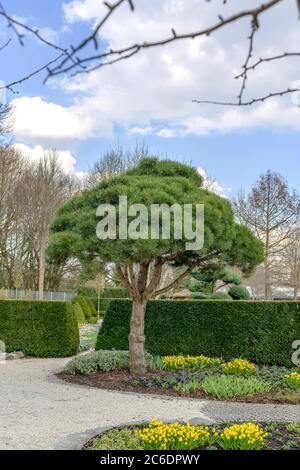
top-left (128, 299), bottom-right (147, 377)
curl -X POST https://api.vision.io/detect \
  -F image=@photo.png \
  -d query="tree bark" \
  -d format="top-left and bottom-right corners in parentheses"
top-left (128, 298), bottom-right (147, 376)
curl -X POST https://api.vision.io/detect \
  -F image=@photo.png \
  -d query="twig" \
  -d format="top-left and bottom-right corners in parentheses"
top-left (47, 0), bottom-right (284, 79)
top-left (193, 87), bottom-right (300, 106)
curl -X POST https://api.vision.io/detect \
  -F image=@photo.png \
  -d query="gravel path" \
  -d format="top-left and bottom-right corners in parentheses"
top-left (1, 358), bottom-right (299, 450)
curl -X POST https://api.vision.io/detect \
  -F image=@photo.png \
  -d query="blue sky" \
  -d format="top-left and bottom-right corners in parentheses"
top-left (1, 0), bottom-right (300, 196)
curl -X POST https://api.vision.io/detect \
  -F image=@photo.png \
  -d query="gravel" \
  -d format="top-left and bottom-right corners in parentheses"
top-left (0, 358), bottom-right (299, 450)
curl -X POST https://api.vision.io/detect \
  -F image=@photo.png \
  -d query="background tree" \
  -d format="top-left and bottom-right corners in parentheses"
top-left (49, 157), bottom-right (264, 376)
top-left (234, 170), bottom-right (300, 300)
top-left (0, 147), bottom-right (80, 292)
top-left (87, 143), bottom-right (149, 187)
top-left (273, 226), bottom-right (300, 299)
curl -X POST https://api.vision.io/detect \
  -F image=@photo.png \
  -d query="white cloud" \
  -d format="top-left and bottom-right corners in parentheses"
top-left (10, 0), bottom-right (300, 146)
top-left (13, 143), bottom-right (77, 174)
top-left (197, 167), bottom-right (231, 199)
top-left (57, 0), bottom-right (300, 137)
top-left (12, 96), bottom-right (94, 143)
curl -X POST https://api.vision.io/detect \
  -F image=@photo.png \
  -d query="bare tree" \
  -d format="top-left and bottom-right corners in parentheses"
top-left (234, 171), bottom-right (300, 300)
top-left (1, 0), bottom-right (300, 105)
top-left (273, 227), bottom-right (300, 299)
top-left (28, 151), bottom-right (75, 298)
top-left (88, 143), bottom-right (150, 186)
top-left (0, 148), bottom-right (78, 293)
top-left (0, 103), bottom-right (13, 142)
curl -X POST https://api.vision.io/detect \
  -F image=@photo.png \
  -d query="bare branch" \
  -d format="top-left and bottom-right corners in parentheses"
top-left (237, 21), bottom-right (258, 104)
top-left (0, 54), bottom-right (65, 94)
top-left (0, 37), bottom-right (11, 51)
top-left (47, 0), bottom-right (284, 79)
top-left (193, 87), bottom-right (300, 107)
top-left (235, 51), bottom-right (300, 78)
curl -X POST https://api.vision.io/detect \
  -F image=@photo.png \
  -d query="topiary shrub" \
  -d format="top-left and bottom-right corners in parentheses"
top-left (0, 300), bottom-right (79, 357)
top-left (85, 297), bottom-right (96, 315)
top-left (229, 286), bottom-right (250, 300)
top-left (210, 293), bottom-right (232, 300)
top-left (73, 302), bottom-right (85, 323)
top-left (73, 295), bottom-right (92, 321)
top-left (191, 293), bottom-right (208, 299)
top-left (96, 299), bottom-right (300, 366)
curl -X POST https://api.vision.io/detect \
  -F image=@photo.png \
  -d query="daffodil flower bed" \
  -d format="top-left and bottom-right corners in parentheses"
top-left (218, 423), bottom-right (268, 450)
top-left (285, 371), bottom-right (300, 389)
top-left (161, 355), bottom-right (222, 370)
top-left (222, 359), bottom-right (256, 376)
top-left (137, 420), bottom-right (214, 450)
top-left (86, 421), bottom-right (300, 451)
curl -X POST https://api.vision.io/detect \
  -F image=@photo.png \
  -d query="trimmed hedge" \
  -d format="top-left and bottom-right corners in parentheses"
top-left (85, 297), bottom-right (96, 315)
top-left (0, 300), bottom-right (79, 357)
top-left (73, 302), bottom-right (85, 323)
top-left (96, 299), bottom-right (300, 366)
top-left (90, 298), bottom-right (121, 313)
top-left (73, 295), bottom-right (94, 322)
top-left (102, 288), bottom-right (129, 298)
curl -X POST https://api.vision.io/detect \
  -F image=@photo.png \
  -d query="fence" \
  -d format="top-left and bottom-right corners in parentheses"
top-left (0, 289), bottom-right (75, 302)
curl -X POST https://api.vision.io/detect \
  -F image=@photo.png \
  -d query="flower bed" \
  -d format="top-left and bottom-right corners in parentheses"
top-left (60, 353), bottom-right (300, 404)
top-left (85, 420), bottom-right (300, 451)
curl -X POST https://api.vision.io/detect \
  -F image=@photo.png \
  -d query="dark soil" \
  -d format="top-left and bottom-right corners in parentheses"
top-left (58, 369), bottom-right (284, 404)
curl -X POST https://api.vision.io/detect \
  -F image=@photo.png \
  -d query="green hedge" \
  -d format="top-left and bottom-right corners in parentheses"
top-left (0, 300), bottom-right (79, 357)
top-left (96, 300), bottom-right (300, 366)
top-left (90, 298), bottom-right (120, 312)
top-left (102, 288), bottom-right (129, 298)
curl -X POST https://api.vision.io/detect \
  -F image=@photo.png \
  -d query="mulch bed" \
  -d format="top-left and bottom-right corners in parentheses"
top-left (58, 369), bottom-right (282, 404)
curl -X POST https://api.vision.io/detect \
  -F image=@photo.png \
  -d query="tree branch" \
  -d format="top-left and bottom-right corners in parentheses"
top-left (46, 0), bottom-right (284, 79)
top-left (154, 253), bottom-right (218, 296)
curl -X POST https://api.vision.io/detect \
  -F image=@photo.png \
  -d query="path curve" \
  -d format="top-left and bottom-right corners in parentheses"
top-left (0, 358), bottom-right (299, 450)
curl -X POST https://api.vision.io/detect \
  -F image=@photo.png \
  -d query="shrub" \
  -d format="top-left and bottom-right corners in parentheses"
top-left (210, 293), bottom-right (232, 300)
top-left (90, 298), bottom-right (111, 312)
top-left (89, 316), bottom-right (97, 324)
top-left (73, 296), bottom-right (92, 321)
top-left (219, 423), bottom-right (268, 450)
top-left (228, 285), bottom-right (250, 300)
top-left (191, 293), bottom-right (208, 299)
top-left (221, 358), bottom-right (256, 376)
top-left (85, 297), bottom-right (96, 315)
top-left (64, 350), bottom-right (152, 375)
top-left (102, 288), bottom-right (129, 298)
top-left (201, 375), bottom-right (271, 399)
top-left (73, 302), bottom-right (85, 323)
top-left (0, 300), bottom-right (79, 357)
top-left (96, 299), bottom-right (300, 366)
top-left (77, 287), bottom-right (97, 298)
